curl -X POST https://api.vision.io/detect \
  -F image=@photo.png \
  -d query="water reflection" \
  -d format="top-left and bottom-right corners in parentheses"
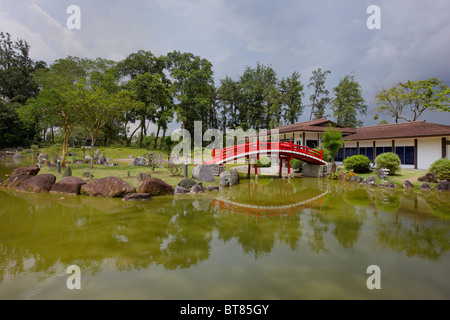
top-left (0, 177), bottom-right (449, 284)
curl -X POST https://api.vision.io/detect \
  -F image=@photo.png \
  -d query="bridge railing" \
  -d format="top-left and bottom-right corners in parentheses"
top-left (206, 141), bottom-right (323, 164)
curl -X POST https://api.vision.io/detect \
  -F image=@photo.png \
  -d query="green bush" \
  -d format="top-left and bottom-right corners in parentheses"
top-left (375, 152), bottom-right (401, 175)
top-left (290, 159), bottom-right (304, 172)
top-left (343, 155), bottom-right (371, 173)
top-left (315, 147), bottom-right (330, 162)
top-left (256, 155), bottom-right (271, 167)
top-left (429, 158), bottom-right (450, 181)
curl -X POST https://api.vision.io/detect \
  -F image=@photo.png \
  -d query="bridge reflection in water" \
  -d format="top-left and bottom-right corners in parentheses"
top-left (211, 178), bottom-right (328, 218)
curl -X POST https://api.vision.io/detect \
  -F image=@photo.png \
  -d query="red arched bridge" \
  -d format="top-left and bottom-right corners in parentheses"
top-left (203, 140), bottom-right (327, 176)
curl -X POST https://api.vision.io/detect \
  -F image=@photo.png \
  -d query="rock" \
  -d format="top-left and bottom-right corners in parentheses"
top-left (174, 185), bottom-right (190, 194)
top-left (177, 178), bottom-right (197, 189)
top-left (3, 174), bottom-right (32, 188)
top-left (338, 172), bottom-right (347, 181)
top-left (365, 176), bottom-right (376, 184)
top-left (403, 180), bottom-right (415, 189)
top-left (190, 183), bottom-right (204, 194)
top-left (97, 154), bottom-right (108, 165)
top-left (50, 176), bottom-right (87, 195)
top-left (134, 157), bottom-right (147, 167)
top-left (137, 177), bottom-right (174, 196)
top-left (419, 183), bottom-right (432, 190)
top-left (348, 176), bottom-right (363, 183)
top-left (62, 166), bottom-right (72, 178)
top-left (206, 185), bottom-right (220, 192)
top-left (230, 169), bottom-right (240, 186)
top-left (82, 171), bottom-right (93, 178)
top-left (84, 155), bottom-right (92, 163)
top-left (136, 172), bottom-right (151, 182)
top-left (12, 153), bottom-right (24, 159)
top-left (383, 181), bottom-right (396, 189)
top-left (436, 180), bottom-right (450, 191)
top-left (17, 174), bottom-right (56, 193)
top-left (219, 171), bottom-right (231, 187)
top-left (81, 177), bottom-right (136, 197)
top-left (122, 193), bottom-right (151, 201)
top-left (37, 153), bottom-right (48, 164)
top-left (192, 164), bottom-right (215, 182)
top-left (418, 173), bottom-right (437, 183)
top-left (128, 155), bottom-right (134, 159)
top-left (12, 165), bottom-right (40, 176)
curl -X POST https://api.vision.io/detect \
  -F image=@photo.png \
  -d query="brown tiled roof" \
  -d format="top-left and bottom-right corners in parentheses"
top-left (343, 121), bottom-right (450, 141)
top-left (271, 118), bottom-right (357, 135)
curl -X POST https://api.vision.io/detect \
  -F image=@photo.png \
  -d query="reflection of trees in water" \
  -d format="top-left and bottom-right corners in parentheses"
top-left (215, 210), bottom-right (302, 258)
top-left (1, 178), bottom-right (449, 282)
top-left (418, 191), bottom-right (450, 220)
top-left (375, 213), bottom-right (449, 261)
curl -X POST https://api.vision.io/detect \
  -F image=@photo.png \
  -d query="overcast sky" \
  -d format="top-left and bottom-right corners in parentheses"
top-left (1, 0), bottom-right (449, 132)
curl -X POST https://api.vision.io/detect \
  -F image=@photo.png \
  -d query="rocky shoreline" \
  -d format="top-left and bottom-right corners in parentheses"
top-left (0, 164), bottom-right (242, 201)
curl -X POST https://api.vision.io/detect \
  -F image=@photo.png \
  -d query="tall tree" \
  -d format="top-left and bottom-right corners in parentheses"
top-left (166, 51), bottom-right (214, 137)
top-left (18, 56), bottom-right (85, 165)
top-left (374, 78), bottom-right (450, 122)
top-left (279, 71), bottom-right (304, 124)
top-left (0, 32), bottom-right (46, 147)
top-left (239, 63), bottom-right (278, 131)
top-left (217, 76), bottom-right (241, 132)
top-left (308, 68), bottom-right (331, 120)
top-left (332, 74), bottom-right (367, 128)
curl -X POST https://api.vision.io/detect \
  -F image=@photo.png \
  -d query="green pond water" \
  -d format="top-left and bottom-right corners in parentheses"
top-left (0, 160), bottom-right (449, 300)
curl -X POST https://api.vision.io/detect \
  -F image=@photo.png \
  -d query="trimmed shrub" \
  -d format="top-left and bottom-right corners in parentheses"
top-left (291, 159), bottom-right (304, 172)
top-left (343, 155), bottom-right (371, 173)
top-left (429, 158), bottom-right (450, 181)
top-left (375, 152), bottom-right (401, 175)
top-left (256, 156), bottom-right (271, 168)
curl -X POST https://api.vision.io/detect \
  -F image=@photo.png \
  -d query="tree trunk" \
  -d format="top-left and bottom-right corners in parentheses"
top-left (154, 125), bottom-right (160, 150)
top-left (160, 128), bottom-right (166, 150)
top-left (90, 136), bottom-right (96, 169)
top-left (328, 160), bottom-right (337, 178)
top-left (51, 127), bottom-right (54, 142)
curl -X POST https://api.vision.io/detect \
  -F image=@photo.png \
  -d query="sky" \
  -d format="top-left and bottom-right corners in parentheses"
top-left (1, 0), bottom-right (449, 134)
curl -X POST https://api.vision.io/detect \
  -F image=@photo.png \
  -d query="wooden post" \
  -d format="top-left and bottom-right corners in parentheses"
top-left (279, 158), bottom-right (282, 178)
top-left (212, 148), bottom-right (215, 158)
top-left (414, 139), bottom-right (418, 169)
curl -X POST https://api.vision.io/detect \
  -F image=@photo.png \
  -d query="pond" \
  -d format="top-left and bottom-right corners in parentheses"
top-left (0, 160), bottom-right (449, 300)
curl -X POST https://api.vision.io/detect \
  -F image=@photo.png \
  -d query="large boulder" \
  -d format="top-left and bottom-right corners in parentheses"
top-left (62, 166), bottom-right (72, 178)
top-left (17, 174), bottom-right (56, 193)
top-left (122, 193), bottom-right (151, 201)
top-left (436, 180), bottom-right (450, 191)
top-left (177, 178), bottom-right (196, 189)
top-left (137, 177), bottom-right (174, 196)
top-left (403, 180), bottom-right (415, 190)
top-left (419, 183), bottom-right (432, 190)
top-left (50, 176), bottom-right (87, 195)
top-left (97, 154), bottom-right (108, 165)
top-left (192, 164), bottom-right (215, 182)
top-left (37, 153), bottom-right (48, 164)
top-left (134, 157), bottom-right (147, 167)
top-left (174, 185), bottom-right (190, 194)
top-left (206, 185), bottom-right (220, 192)
top-left (230, 169), bottom-right (240, 186)
top-left (81, 177), bottom-right (136, 197)
top-left (12, 165), bottom-right (40, 176)
top-left (3, 174), bottom-right (32, 188)
top-left (418, 173), bottom-right (437, 183)
top-left (190, 183), bottom-right (204, 194)
top-left (219, 171), bottom-right (231, 187)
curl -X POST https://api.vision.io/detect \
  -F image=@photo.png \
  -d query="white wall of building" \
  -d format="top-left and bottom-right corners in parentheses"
top-left (417, 137), bottom-right (442, 170)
